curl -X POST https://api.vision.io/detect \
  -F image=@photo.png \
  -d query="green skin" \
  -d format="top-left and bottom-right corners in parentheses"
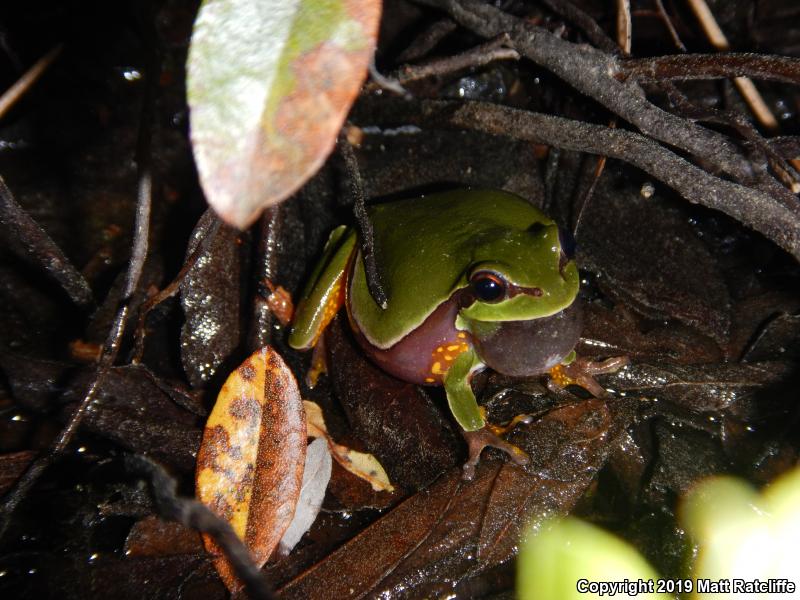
top-left (289, 189), bottom-right (580, 432)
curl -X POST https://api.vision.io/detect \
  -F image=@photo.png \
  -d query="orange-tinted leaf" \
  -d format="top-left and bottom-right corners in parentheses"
top-left (187, 0), bottom-right (382, 229)
top-left (264, 280), bottom-right (294, 326)
top-left (195, 346), bottom-right (306, 592)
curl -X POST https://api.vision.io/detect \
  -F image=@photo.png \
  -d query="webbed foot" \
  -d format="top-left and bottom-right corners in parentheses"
top-left (461, 424), bottom-right (530, 480)
top-left (548, 356), bottom-right (629, 398)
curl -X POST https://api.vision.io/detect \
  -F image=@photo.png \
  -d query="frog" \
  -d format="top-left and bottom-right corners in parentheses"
top-left (288, 188), bottom-right (627, 478)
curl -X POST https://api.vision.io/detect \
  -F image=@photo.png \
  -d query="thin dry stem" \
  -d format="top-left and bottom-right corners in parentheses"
top-left (616, 0), bottom-right (632, 55)
top-left (0, 45), bottom-right (61, 119)
top-left (686, 0), bottom-right (778, 130)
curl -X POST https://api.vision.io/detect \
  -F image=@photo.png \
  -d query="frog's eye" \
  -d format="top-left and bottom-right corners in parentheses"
top-left (469, 271), bottom-right (507, 303)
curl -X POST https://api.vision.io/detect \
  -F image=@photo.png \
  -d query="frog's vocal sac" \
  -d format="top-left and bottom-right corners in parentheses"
top-left (288, 188), bottom-right (586, 473)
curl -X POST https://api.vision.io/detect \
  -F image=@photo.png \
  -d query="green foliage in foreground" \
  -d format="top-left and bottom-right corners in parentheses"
top-left (518, 467), bottom-right (800, 599)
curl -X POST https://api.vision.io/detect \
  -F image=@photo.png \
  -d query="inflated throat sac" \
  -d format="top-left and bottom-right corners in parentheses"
top-left (471, 301), bottom-right (583, 377)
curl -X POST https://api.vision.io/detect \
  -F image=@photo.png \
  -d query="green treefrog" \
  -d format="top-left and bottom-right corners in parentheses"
top-left (288, 188), bottom-right (626, 478)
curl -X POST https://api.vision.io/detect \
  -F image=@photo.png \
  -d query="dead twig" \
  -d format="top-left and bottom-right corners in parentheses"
top-left (125, 455), bottom-right (274, 600)
top-left (621, 53), bottom-right (800, 85)
top-left (616, 0), bottom-right (632, 55)
top-left (338, 132), bottom-right (387, 309)
top-left (660, 82), bottom-right (800, 195)
top-left (353, 98), bottom-right (800, 259)
top-left (392, 34), bottom-right (519, 85)
top-left (414, 0), bottom-right (754, 183)
top-left (538, 0), bottom-right (618, 54)
top-left (573, 154), bottom-right (609, 236)
top-left (686, 0), bottom-right (778, 130)
top-left (0, 176), bottom-right (94, 307)
top-left (652, 0), bottom-right (686, 52)
top-left (396, 18), bottom-right (458, 63)
top-left (0, 45), bottom-right (61, 120)
top-left (132, 210), bottom-right (221, 362)
top-left (368, 56), bottom-right (408, 96)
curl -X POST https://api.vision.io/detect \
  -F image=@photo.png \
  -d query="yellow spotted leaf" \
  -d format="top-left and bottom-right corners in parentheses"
top-left (187, 0), bottom-right (382, 228)
top-left (196, 346), bottom-right (306, 593)
top-left (304, 400), bottom-right (393, 492)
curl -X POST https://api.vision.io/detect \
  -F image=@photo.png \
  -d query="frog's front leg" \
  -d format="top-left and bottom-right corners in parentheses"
top-left (548, 354), bottom-right (630, 398)
top-left (444, 348), bottom-right (530, 480)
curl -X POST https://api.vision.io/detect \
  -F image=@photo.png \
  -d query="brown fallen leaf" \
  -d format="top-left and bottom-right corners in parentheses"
top-left (325, 315), bottom-right (461, 490)
top-left (180, 210), bottom-right (246, 387)
top-left (305, 400), bottom-right (394, 492)
top-left (195, 346), bottom-right (306, 593)
top-left (124, 516), bottom-right (205, 557)
top-left (576, 174), bottom-right (731, 346)
top-left (279, 398), bottom-right (636, 598)
top-left (187, 0), bottom-right (382, 228)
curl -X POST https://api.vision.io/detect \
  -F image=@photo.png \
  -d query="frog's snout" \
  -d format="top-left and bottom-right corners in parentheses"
top-left (470, 301), bottom-right (583, 377)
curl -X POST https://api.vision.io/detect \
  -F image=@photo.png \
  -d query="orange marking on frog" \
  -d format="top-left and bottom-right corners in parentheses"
top-left (310, 275), bottom-right (345, 347)
top-left (426, 338), bottom-right (470, 383)
top-left (548, 363), bottom-right (573, 387)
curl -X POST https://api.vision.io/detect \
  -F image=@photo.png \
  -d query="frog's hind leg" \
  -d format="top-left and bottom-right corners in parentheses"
top-left (548, 355), bottom-right (630, 398)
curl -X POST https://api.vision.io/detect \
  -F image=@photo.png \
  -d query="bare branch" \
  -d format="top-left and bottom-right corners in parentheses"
top-left (414, 0), bottom-right (755, 183)
top-left (686, 0), bottom-right (778, 130)
top-left (125, 455), bottom-right (274, 600)
top-left (0, 176), bottom-right (94, 307)
top-left (354, 98), bottom-right (800, 259)
top-left (0, 45), bottom-right (61, 119)
top-left (392, 34), bottom-right (519, 85)
top-left (396, 18), bottom-right (458, 63)
top-left (652, 0), bottom-right (686, 52)
top-left (622, 53), bottom-right (800, 86)
top-left (538, 0), bottom-right (618, 54)
top-left (338, 133), bottom-right (388, 309)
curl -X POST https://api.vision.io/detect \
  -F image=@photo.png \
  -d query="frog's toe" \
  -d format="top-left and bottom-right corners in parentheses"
top-left (548, 355), bottom-right (629, 398)
top-left (487, 413), bottom-right (534, 436)
top-left (305, 336), bottom-right (328, 389)
top-left (579, 355), bottom-right (630, 375)
top-left (461, 427), bottom-right (529, 480)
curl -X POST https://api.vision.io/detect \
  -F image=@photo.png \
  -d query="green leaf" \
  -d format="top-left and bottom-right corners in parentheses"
top-left (187, 0), bottom-right (381, 228)
top-left (683, 468), bottom-right (800, 586)
top-left (518, 518), bottom-right (671, 600)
